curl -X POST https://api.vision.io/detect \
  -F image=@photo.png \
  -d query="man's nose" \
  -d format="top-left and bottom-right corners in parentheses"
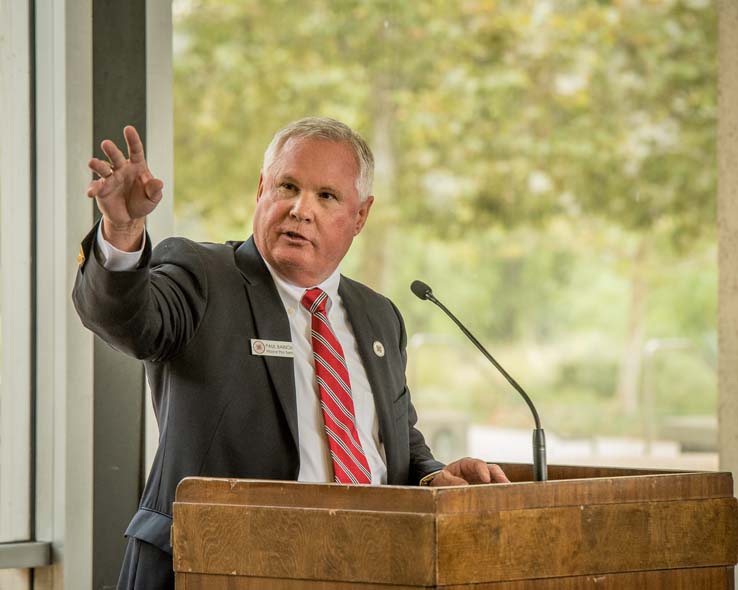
top-left (289, 192), bottom-right (314, 222)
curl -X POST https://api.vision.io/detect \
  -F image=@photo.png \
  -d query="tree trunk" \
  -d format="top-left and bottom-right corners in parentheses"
top-left (358, 73), bottom-right (396, 292)
top-left (615, 239), bottom-right (648, 415)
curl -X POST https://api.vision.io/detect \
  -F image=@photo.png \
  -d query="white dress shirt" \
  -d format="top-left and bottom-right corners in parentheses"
top-left (96, 224), bottom-right (388, 484)
top-left (264, 260), bottom-right (387, 484)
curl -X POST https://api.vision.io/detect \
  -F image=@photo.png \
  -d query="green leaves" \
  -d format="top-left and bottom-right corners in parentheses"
top-left (173, 0), bottom-right (717, 429)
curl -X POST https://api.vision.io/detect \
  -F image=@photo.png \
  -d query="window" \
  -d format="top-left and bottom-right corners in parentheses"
top-left (0, 0), bottom-right (34, 586)
top-left (0, 0), bottom-right (33, 545)
top-left (173, 2), bottom-right (716, 470)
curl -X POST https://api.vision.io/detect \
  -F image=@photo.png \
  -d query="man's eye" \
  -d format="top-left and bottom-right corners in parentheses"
top-left (280, 183), bottom-right (297, 192)
top-left (319, 192), bottom-right (336, 200)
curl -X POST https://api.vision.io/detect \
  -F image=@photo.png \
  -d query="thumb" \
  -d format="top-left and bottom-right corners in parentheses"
top-left (145, 178), bottom-right (164, 204)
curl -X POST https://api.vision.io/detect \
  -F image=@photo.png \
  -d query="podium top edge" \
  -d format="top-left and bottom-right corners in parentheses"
top-left (174, 469), bottom-right (734, 512)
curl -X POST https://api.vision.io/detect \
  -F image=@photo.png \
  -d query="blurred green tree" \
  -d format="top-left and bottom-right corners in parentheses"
top-left (173, 0), bottom-right (716, 422)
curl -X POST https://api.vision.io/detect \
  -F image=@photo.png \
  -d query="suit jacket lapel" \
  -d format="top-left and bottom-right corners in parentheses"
top-left (233, 237), bottom-right (299, 449)
top-left (339, 278), bottom-right (397, 479)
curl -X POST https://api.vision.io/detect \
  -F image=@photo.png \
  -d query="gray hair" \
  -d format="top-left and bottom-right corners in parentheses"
top-left (262, 117), bottom-right (374, 201)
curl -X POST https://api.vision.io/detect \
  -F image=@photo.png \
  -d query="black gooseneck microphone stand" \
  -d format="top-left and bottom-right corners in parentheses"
top-left (411, 280), bottom-right (547, 482)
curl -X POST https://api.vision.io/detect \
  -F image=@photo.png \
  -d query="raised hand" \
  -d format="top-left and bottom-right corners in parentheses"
top-left (87, 126), bottom-right (163, 251)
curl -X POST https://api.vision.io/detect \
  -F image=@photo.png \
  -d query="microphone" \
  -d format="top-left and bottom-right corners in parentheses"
top-left (410, 279), bottom-right (548, 482)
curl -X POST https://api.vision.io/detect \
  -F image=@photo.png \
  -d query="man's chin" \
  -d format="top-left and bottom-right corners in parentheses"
top-left (268, 252), bottom-right (315, 286)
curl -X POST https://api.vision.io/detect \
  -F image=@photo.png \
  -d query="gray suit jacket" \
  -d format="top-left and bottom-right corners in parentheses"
top-left (73, 224), bottom-right (443, 556)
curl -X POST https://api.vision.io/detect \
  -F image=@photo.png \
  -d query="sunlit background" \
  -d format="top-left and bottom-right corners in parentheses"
top-left (172, 0), bottom-right (717, 469)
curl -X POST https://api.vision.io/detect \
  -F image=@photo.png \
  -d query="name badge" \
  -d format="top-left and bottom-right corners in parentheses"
top-left (250, 339), bottom-right (294, 358)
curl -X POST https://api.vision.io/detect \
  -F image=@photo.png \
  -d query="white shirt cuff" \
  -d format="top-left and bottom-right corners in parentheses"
top-left (96, 221), bottom-right (146, 271)
top-left (419, 469), bottom-right (443, 486)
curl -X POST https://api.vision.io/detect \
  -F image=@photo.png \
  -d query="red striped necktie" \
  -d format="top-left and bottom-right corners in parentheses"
top-left (301, 287), bottom-right (372, 484)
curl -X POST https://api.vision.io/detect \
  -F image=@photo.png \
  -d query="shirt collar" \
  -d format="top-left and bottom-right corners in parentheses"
top-left (262, 257), bottom-right (341, 312)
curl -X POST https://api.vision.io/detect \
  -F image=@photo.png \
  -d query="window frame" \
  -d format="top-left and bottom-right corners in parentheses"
top-left (0, 0), bottom-right (33, 547)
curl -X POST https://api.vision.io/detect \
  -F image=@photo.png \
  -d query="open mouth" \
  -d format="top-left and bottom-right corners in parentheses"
top-left (283, 230), bottom-right (309, 243)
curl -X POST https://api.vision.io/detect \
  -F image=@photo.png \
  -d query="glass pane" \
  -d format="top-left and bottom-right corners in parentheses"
top-left (0, 0), bottom-right (32, 545)
top-left (173, 0), bottom-right (717, 470)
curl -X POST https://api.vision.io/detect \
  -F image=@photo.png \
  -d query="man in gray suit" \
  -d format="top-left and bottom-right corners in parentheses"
top-left (74, 118), bottom-right (509, 590)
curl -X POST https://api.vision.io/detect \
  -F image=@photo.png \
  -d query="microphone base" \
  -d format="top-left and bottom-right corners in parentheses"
top-left (533, 428), bottom-right (548, 482)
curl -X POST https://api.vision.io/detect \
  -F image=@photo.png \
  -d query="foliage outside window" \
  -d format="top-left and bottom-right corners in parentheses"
top-left (173, 0), bottom-right (716, 456)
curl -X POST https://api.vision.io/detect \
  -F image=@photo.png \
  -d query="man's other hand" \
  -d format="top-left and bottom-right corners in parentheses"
top-left (429, 457), bottom-right (510, 486)
top-left (87, 125), bottom-right (163, 251)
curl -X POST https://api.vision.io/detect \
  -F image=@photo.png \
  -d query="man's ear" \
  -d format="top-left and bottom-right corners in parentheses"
top-left (354, 196), bottom-right (374, 235)
top-left (256, 173), bottom-right (264, 201)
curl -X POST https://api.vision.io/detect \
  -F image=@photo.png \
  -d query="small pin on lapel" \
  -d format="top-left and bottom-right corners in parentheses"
top-left (373, 341), bottom-right (385, 357)
top-left (77, 245), bottom-right (86, 266)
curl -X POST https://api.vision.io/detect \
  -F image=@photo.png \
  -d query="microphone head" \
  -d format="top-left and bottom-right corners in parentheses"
top-left (410, 280), bottom-right (433, 301)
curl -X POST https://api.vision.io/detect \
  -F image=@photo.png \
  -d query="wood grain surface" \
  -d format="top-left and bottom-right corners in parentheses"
top-left (176, 469), bottom-right (734, 517)
top-left (432, 471), bottom-right (735, 514)
top-left (437, 498), bottom-right (738, 584)
top-left (173, 502), bottom-right (435, 586)
top-left (173, 470), bottom-right (738, 589)
top-left (176, 566), bottom-right (735, 589)
top-left (496, 464), bottom-right (675, 482)
top-left (175, 477), bottom-right (435, 513)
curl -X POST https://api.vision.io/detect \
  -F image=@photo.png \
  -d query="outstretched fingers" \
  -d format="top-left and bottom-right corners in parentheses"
top-left (101, 139), bottom-right (128, 170)
top-left (85, 126), bottom-right (163, 223)
top-left (89, 157), bottom-right (114, 179)
top-left (124, 125), bottom-right (146, 164)
top-left (87, 157), bottom-right (116, 198)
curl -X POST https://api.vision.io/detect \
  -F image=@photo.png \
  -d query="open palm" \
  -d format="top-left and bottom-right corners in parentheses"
top-left (87, 126), bottom-right (163, 230)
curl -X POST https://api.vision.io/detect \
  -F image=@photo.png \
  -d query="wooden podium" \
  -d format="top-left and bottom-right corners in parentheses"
top-left (172, 464), bottom-right (738, 589)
